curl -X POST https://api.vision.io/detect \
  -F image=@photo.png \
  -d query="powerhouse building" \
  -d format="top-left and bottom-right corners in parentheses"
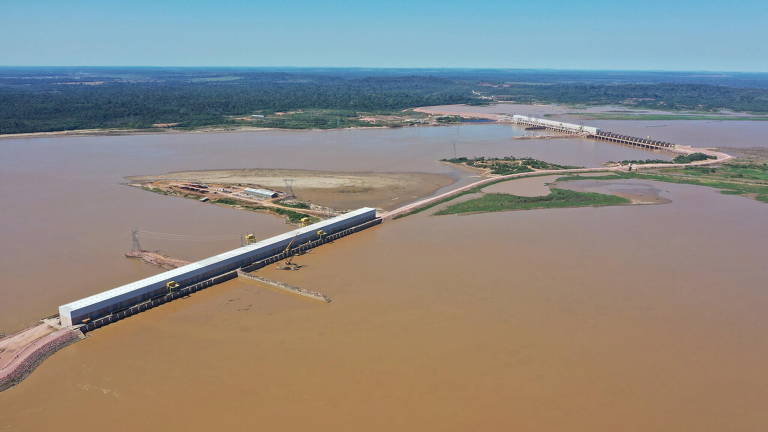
top-left (59, 208), bottom-right (377, 326)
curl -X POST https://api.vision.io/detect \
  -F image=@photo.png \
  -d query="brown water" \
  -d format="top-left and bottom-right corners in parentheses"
top-left (2, 125), bottom-right (768, 431)
top-left (557, 179), bottom-right (672, 204)
top-left (0, 126), bottom-right (665, 332)
top-left (481, 174), bottom-right (561, 196)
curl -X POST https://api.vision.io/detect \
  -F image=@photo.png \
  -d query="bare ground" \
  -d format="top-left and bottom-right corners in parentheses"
top-left (128, 169), bottom-right (454, 211)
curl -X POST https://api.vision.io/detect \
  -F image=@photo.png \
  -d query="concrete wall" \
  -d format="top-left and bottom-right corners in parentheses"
top-left (512, 115), bottom-right (600, 135)
top-left (59, 208), bottom-right (377, 326)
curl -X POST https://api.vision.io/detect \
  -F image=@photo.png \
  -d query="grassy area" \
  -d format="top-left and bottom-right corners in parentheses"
top-left (556, 162), bottom-right (768, 202)
top-left (442, 156), bottom-right (579, 175)
top-left (612, 159), bottom-right (670, 165)
top-left (565, 113), bottom-right (768, 121)
top-left (435, 188), bottom-right (630, 215)
top-left (275, 199), bottom-right (311, 209)
top-left (214, 198), bottom-right (317, 223)
top-left (629, 172), bottom-right (768, 196)
top-left (606, 152), bottom-right (713, 166)
top-left (672, 152), bottom-right (717, 164)
top-left (141, 186), bottom-right (170, 195)
top-left (214, 197), bottom-right (239, 205)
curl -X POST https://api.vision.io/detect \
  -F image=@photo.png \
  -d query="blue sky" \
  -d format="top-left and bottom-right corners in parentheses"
top-left (2, 0), bottom-right (767, 71)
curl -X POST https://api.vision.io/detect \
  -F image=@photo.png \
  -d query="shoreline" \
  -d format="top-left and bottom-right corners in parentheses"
top-left (0, 324), bottom-right (83, 392)
top-left (0, 124), bottom-right (397, 140)
top-left (4, 102), bottom-right (767, 141)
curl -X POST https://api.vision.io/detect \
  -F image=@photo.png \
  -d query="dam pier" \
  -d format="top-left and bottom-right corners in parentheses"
top-left (509, 115), bottom-right (676, 150)
top-left (59, 208), bottom-right (380, 329)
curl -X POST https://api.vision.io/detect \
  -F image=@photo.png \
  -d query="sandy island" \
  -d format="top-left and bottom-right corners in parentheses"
top-left (128, 169), bottom-right (455, 212)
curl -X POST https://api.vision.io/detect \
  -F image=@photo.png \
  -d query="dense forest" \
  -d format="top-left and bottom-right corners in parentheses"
top-left (2, 68), bottom-right (768, 134)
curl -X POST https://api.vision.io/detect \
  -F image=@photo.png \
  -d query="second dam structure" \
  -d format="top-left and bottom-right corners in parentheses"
top-left (510, 114), bottom-right (676, 150)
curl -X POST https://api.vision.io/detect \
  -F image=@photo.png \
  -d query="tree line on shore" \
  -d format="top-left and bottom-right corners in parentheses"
top-left (2, 68), bottom-right (768, 134)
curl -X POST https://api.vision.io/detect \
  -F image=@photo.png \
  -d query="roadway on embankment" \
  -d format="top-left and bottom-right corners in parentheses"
top-left (0, 323), bottom-right (82, 392)
top-left (382, 146), bottom-right (732, 219)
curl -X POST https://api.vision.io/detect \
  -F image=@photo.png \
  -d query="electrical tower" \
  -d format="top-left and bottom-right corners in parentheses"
top-left (130, 228), bottom-right (142, 253)
top-left (283, 178), bottom-right (295, 198)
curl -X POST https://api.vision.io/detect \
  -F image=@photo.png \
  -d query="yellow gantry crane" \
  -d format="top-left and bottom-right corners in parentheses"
top-left (166, 280), bottom-right (180, 295)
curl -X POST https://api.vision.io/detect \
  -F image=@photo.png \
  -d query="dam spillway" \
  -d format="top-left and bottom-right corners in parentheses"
top-left (510, 115), bottom-right (676, 151)
top-left (59, 208), bottom-right (380, 329)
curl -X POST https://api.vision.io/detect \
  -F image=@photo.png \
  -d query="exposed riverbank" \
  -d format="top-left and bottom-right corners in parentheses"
top-left (129, 168), bottom-right (454, 213)
top-left (0, 323), bottom-right (82, 392)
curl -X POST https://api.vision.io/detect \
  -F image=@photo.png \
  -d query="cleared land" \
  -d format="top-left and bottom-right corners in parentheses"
top-left (129, 169), bottom-right (454, 211)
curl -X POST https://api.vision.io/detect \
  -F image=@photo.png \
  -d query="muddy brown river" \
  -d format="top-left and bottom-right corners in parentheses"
top-left (1, 123), bottom-right (768, 431)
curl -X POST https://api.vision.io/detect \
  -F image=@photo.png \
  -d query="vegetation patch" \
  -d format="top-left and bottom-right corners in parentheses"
top-left (442, 156), bottom-right (579, 175)
top-left (611, 159), bottom-right (671, 165)
top-left (556, 162), bottom-right (768, 203)
top-left (276, 199), bottom-right (311, 209)
top-left (214, 198), bottom-right (239, 205)
top-left (435, 188), bottom-right (630, 215)
top-left (672, 152), bottom-right (717, 164)
top-left (214, 198), bottom-right (316, 223)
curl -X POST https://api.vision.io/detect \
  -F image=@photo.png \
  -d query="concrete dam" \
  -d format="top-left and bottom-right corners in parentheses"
top-left (59, 207), bottom-right (380, 329)
top-left (2, 208), bottom-right (380, 391)
top-left (510, 115), bottom-right (676, 150)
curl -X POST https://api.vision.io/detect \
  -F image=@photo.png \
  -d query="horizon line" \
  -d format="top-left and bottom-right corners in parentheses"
top-left (0, 65), bottom-right (767, 74)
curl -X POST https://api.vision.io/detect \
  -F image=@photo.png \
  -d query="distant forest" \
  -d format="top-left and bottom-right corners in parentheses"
top-left (2, 67), bottom-right (768, 134)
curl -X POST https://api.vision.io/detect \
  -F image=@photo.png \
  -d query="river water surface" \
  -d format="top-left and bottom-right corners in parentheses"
top-left (1, 124), bottom-right (767, 431)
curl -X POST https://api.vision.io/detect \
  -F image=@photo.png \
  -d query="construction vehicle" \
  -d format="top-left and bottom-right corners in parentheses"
top-left (276, 233), bottom-right (303, 270)
top-left (166, 280), bottom-right (180, 294)
top-left (300, 217), bottom-right (310, 226)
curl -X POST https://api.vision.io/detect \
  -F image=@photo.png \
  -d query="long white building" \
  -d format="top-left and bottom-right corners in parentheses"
top-left (59, 208), bottom-right (377, 326)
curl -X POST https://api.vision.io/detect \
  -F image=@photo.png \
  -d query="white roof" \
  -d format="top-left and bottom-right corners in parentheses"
top-left (244, 188), bottom-right (278, 195)
top-left (59, 207), bottom-right (376, 314)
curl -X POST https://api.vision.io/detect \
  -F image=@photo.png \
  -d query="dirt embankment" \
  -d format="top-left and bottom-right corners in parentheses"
top-left (0, 322), bottom-right (83, 392)
top-left (128, 169), bottom-right (454, 211)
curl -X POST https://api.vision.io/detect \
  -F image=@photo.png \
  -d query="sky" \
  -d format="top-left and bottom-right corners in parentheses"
top-left (1, 0), bottom-right (767, 71)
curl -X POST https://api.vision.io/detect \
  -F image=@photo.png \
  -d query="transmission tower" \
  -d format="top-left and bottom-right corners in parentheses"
top-left (130, 228), bottom-right (142, 253)
top-left (283, 178), bottom-right (295, 198)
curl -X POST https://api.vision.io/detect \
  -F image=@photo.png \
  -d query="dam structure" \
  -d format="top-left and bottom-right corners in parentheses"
top-left (510, 115), bottom-right (675, 150)
top-left (59, 208), bottom-right (380, 330)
